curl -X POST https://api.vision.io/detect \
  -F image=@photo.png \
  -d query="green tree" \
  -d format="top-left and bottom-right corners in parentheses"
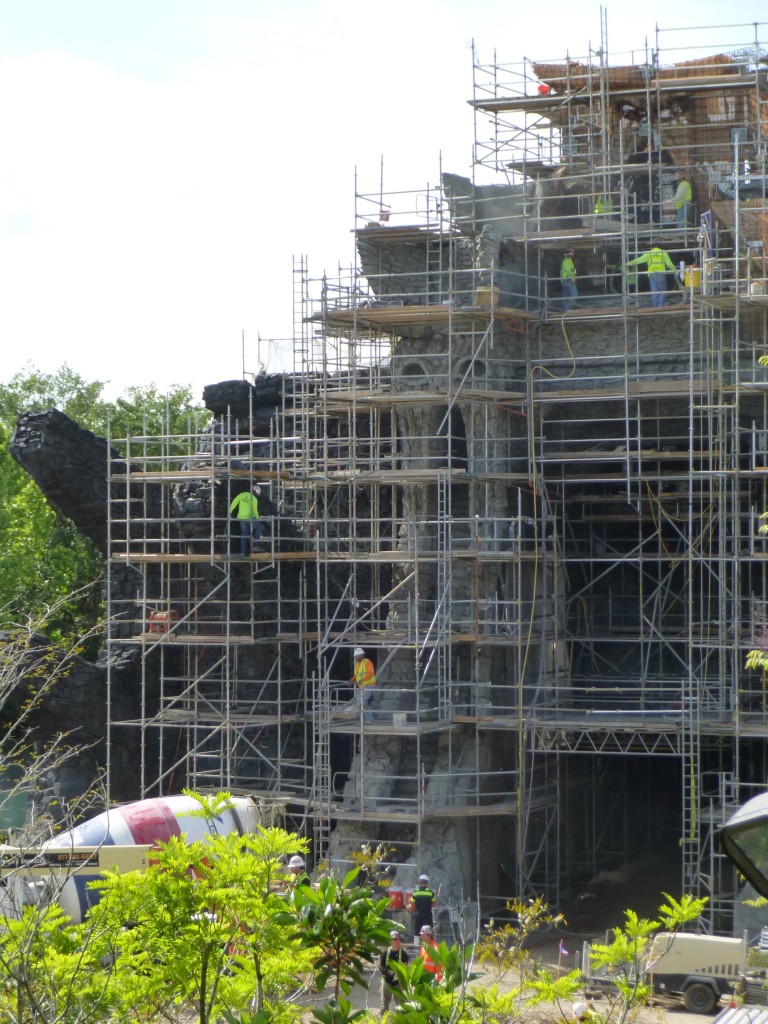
top-left (101, 382), bottom-right (206, 454)
top-left (88, 794), bottom-right (310, 1024)
top-left (392, 942), bottom-right (481, 1024)
top-left (284, 869), bottom-right (394, 1024)
top-left (0, 609), bottom-right (108, 1023)
top-left (293, 869), bottom-right (390, 996)
top-left (0, 785), bottom-right (319, 1024)
top-left (529, 894), bottom-right (708, 1024)
top-left (0, 363), bottom-right (205, 642)
top-left (0, 902), bottom-right (114, 1024)
top-left (476, 896), bottom-right (564, 982)
top-left (0, 363), bottom-right (204, 442)
top-left (0, 365), bottom-right (105, 431)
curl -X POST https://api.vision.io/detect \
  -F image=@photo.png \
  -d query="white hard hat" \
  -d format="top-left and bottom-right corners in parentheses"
top-left (573, 1003), bottom-right (588, 1018)
top-left (253, 486), bottom-right (261, 496)
top-left (288, 855), bottom-right (305, 869)
top-left (419, 924), bottom-right (433, 935)
top-left (418, 874), bottom-right (429, 882)
top-left (353, 647), bottom-right (365, 657)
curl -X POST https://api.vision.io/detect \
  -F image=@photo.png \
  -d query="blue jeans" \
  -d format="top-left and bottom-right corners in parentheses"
top-left (356, 686), bottom-right (374, 722)
top-left (561, 279), bottom-right (577, 311)
top-left (676, 203), bottom-right (690, 228)
top-left (649, 273), bottom-right (667, 307)
top-left (239, 518), bottom-right (261, 554)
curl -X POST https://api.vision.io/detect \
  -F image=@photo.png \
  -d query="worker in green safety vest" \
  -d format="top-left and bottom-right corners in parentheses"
top-left (229, 486), bottom-right (261, 554)
top-left (673, 171), bottom-right (692, 229)
top-left (594, 193), bottom-right (614, 234)
top-left (626, 243), bottom-right (678, 308)
top-left (560, 250), bottom-right (577, 311)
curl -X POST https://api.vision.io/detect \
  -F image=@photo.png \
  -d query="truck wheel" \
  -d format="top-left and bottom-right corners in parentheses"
top-left (683, 983), bottom-right (718, 1014)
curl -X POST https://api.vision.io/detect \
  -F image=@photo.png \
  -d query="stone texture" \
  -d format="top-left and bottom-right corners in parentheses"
top-left (10, 410), bottom-right (121, 555)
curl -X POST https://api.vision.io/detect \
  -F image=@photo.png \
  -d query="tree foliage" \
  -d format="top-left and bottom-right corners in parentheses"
top-left (391, 941), bottom-right (481, 1024)
top-left (285, 869), bottom-right (393, 1005)
top-left (0, 363), bottom-right (205, 642)
top-left (0, 609), bottom-right (105, 1023)
top-left (575, 894), bottom-right (708, 1024)
top-left (0, 804), bottom-right (311, 1024)
top-left (476, 896), bottom-right (564, 982)
top-left (87, 803), bottom-right (310, 1024)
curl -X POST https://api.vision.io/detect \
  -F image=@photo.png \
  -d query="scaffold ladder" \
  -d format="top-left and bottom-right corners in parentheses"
top-left (311, 669), bottom-right (333, 866)
top-left (435, 469), bottom-right (452, 719)
top-left (680, 673), bottom-right (701, 896)
top-left (426, 237), bottom-right (444, 304)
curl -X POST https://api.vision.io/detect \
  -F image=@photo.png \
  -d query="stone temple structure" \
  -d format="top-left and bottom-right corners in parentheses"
top-left (11, 22), bottom-right (768, 938)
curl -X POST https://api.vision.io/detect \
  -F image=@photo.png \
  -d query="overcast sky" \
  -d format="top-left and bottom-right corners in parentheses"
top-left (1, 1), bottom-right (766, 401)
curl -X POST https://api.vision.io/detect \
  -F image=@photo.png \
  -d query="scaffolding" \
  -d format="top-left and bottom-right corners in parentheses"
top-left (107, 19), bottom-right (768, 934)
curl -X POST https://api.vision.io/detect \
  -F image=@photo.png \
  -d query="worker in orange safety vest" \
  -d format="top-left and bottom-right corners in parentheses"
top-left (418, 925), bottom-right (443, 982)
top-left (350, 646), bottom-right (376, 723)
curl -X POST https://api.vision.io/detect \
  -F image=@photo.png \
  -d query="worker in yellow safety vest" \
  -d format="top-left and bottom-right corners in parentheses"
top-left (673, 171), bottom-right (692, 229)
top-left (229, 487), bottom-right (261, 554)
top-left (626, 243), bottom-right (678, 308)
top-left (351, 646), bottom-right (376, 722)
top-left (560, 249), bottom-right (577, 311)
top-left (594, 194), bottom-right (614, 216)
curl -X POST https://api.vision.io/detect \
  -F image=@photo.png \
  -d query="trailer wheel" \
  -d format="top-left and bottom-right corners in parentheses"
top-left (683, 983), bottom-right (718, 1014)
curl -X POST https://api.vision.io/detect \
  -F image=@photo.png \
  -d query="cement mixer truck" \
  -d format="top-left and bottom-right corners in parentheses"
top-left (0, 793), bottom-right (261, 923)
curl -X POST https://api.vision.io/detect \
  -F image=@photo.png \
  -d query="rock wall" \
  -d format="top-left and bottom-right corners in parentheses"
top-left (11, 409), bottom-right (121, 555)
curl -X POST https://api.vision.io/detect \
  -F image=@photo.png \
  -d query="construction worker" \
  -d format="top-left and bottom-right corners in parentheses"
top-left (351, 646), bottom-right (376, 723)
top-left (594, 195), bottom-right (613, 215)
top-left (625, 243), bottom-right (678, 308)
top-left (379, 929), bottom-right (409, 1013)
top-left (408, 874), bottom-right (436, 942)
top-left (418, 925), bottom-right (443, 982)
top-left (572, 1001), bottom-right (598, 1022)
top-left (560, 249), bottom-right (577, 311)
top-left (287, 854), bottom-right (311, 888)
top-left (229, 486), bottom-right (261, 555)
top-left (594, 193), bottom-right (614, 230)
top-left (673, 171), bottom-right (692, 229)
